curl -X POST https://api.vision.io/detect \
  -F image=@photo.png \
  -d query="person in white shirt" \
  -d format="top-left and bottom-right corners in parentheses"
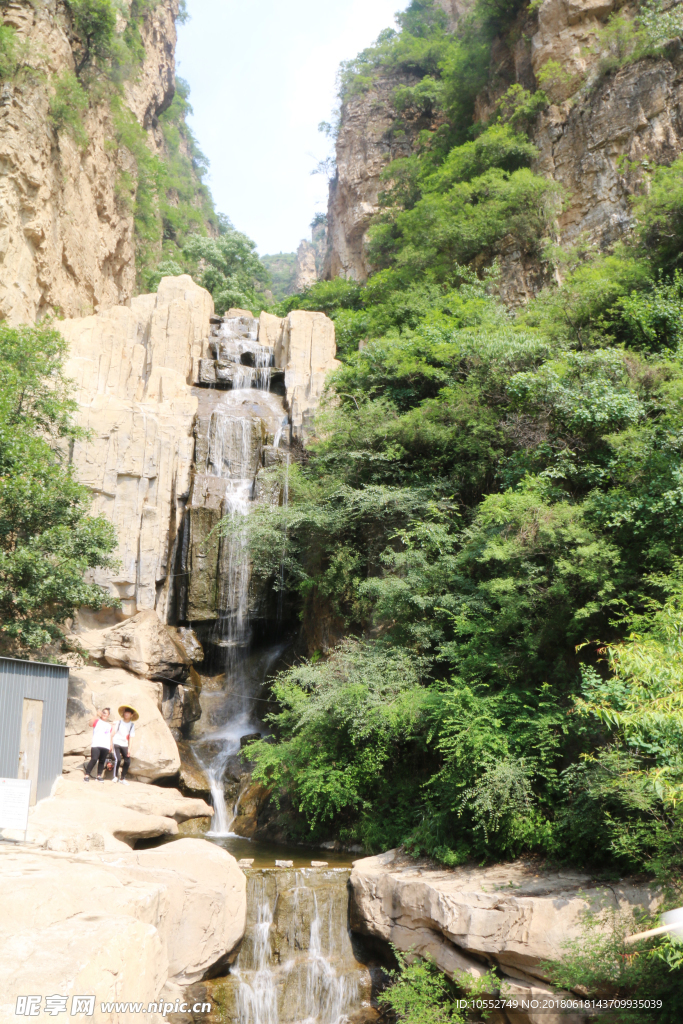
top-left (112, 705), bottom-right (138, 785)
top-left (84, 708), bottom-right (113, 782)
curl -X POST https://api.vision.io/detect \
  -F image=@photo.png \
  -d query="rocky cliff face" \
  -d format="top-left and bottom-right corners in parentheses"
top-left (0, 0), bottom-right (181, 324)
top-left (325, 0), bottom-right (683, 297)
top-left (59, 275), bottom-right (210, 621)
top-left (57, 278), bottom-right (339, 626)
top-left (325, 74), bottom-right (442, 282)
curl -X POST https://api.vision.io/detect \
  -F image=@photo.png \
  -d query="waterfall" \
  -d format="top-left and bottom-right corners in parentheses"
top-left (229, 868), bottom-right (369, 1024)
top-left (277, 454), bottom-right (290, 624)
top-left (192, 315), bottom-right (289, 837)
top-left (213, 317), bottom-right (274, 393)
top-left (235, 875), bottom-right (279, 1024)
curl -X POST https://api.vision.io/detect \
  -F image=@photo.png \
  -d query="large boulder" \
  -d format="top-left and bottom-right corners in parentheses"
top-left (74, 610), bottom-right (192, 681)
top-left (350, 850), bottom-right (661, 1022)
top-left (20, 778), bottom-right (213, 853)
top-left (65, 665), bottom-right (180, 782)
top-left (0, 838), bottom-right (246, 1021)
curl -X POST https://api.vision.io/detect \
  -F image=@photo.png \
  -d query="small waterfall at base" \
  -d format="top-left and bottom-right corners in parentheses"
top-left (223, 868), bottom-right (374, 1024)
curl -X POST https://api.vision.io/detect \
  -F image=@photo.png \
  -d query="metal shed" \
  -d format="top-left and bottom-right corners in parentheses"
top-left (0, 657), bottom-right (69, 804)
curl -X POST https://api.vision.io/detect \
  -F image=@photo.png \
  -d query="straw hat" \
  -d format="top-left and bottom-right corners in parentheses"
top-left (118, 704), bottom-right (140, 721)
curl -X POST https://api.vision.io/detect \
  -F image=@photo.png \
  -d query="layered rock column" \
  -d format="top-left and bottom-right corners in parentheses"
top-left (260, 309), bottom-right (340, 436)
top-left (58, 275), bottom-right (213, 621)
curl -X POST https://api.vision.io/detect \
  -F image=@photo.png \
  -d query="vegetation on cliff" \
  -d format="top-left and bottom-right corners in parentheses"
top-left (244, 0), bottom-right (683, 906)
top-left (0, 322), bottom-right (117, 650)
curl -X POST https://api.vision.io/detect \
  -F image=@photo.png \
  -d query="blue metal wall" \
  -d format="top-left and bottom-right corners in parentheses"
top-left (0, 657), bottom-right (69, 802)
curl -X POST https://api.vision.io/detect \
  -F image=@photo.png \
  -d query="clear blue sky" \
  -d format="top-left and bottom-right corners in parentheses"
top-left (175, 0), bottom-right (409, 256)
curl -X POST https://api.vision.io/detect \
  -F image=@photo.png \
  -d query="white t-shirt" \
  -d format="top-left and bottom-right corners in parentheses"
top-left (92, 718), bottom-right (113, 748)
top-left (113, 720), bottom-right (136, 748)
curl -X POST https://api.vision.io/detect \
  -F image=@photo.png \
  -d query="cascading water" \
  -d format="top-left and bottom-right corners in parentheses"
top-left (225, 868), bottom-right (372, 1024)
top-left (191, 315), bottom-right (285, 836)
top-left (185, 316), bottom-right (377, 1024)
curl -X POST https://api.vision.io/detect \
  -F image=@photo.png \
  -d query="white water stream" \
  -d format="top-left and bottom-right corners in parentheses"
top-left (232, 870), bottom-right (364, 1024)
top-left (187, 317), bottom-right (373, 1024)
top-left (192, 316), bottom-right (288, 837)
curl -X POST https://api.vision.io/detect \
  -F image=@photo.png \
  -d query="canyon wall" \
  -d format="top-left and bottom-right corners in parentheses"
top-left (0, 0), bottom-right (181, 324)
top-left (325, 73), bottom-right (442, 282)
top-left (325, 0), bottom-right (683, 297)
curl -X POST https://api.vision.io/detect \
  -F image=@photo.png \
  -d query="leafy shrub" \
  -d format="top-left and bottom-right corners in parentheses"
top-left (378, 948), bottom-right (498, 1024)
top-left (66, 0), bottom-right (118, 79)
top-left (146, 259), bottom-right (184, 292)
top-left (49, 72), bottom-right (89, 148)
top-left (544, 910), bottom-right (683, 1023)
top-left (585, 0), bottom-right (683, 86)
top-left (183, 231), bottom-right (270, 314)
top-left (536, 59), bottom-right (579, 102)
top-left (0, 321), bottom-right (118, 649)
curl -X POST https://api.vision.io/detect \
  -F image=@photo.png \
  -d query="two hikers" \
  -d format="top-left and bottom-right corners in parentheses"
top-left (83, 705), bottom-right (138, 783)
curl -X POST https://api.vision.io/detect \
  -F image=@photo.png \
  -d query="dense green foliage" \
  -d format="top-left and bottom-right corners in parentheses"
top-left (182, 227), bottom-right (270, 315)
top-left (49, 72), bottom-right (89, 147)
top-left (239, 5), bottom-right (683, 943)
top-left (544, 911), bottom-right (683, 1022)
top-left (0, 322), bottom-right (117, 649)
top-left (378, 948), bottom-right (497, 1024)
top-left (262, 252), bottom-right (298, 300)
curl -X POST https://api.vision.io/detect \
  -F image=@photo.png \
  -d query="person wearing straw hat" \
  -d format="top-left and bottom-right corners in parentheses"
top-left (112, 705), bottom-right (138, 785)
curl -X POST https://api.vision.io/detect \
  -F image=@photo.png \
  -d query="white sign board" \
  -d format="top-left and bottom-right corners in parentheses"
top-left (0, 777), bottom-right (31, 832)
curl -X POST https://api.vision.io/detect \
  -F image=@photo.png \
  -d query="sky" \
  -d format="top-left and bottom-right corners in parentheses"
top-left (175, 0), bottom-right (409, 256)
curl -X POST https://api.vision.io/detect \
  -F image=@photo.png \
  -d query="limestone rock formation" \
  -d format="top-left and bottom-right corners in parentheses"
top-left (530, 0), bottom-right (615, 99)
top-left (350, 850), bottom-right (660, 1018)
top-left (0, 838), bottom-right (246, 1020)
top-left (57, 284), bottom-right (339, 629)
top-left (0, 0), bottom-right (183, 325)
top-left (535, 54), bottom-right (683, 249)
top-left (325, 74), bottom-right (441, 282)
top-left (59, 275), bottom-right (212, 620)
top-left (294, 238), bottom-right (319, 291)
top-left (64, 664), bottom-right (180, 782)
top-left (76, 610), bottom-right (192, 681)
top-left (261, 310), bottom-right (340, 436)
top-left (293, 218), bottom-right (328, 291)
top-left (23, 777), bottom-right (212, 854)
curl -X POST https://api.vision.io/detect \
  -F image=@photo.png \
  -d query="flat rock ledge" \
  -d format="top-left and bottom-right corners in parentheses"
top-left (0, 839), bottom-right (246, 1024)
top-left (4, 777), bottom-right (213, 853)
top-left (350, 850), bottom-right (661, 1024)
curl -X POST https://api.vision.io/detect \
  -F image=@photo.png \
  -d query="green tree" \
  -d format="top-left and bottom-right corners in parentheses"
top-left (66, 0), bottom-right (118, 79)
top-left (183, 230), bottom-right (270, 314)
top-left (0, 322), bottom-right (118, 650)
